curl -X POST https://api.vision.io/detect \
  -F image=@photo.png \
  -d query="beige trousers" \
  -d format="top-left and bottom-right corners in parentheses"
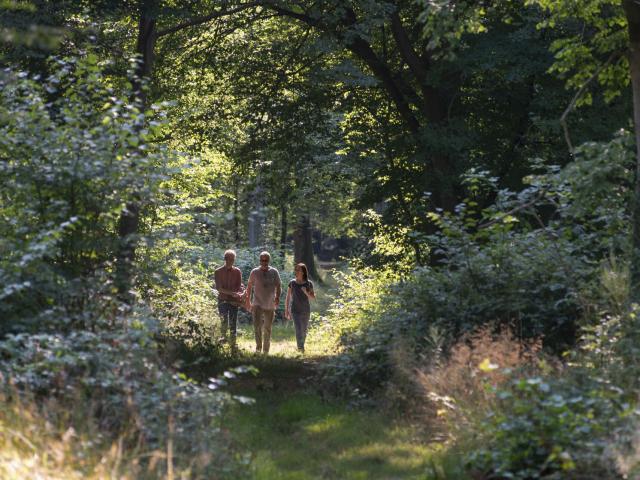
top-left (252, 306), bottom-right (275, 353)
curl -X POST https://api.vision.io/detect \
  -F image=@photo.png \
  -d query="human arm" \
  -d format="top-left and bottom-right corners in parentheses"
top-left (245, 272), bottom-right (254, 310)
top-left (274, 272), bottom-right (282, 310)
top-left (303, 281), bottom-right (316, 300)
top-left (214, 269), bottom-right (242, 298)
top-left (284, 285), bottom-right (292, 320)
top-left (231, 270), bottom-right (243, 299)
top-left (214, 269), bottom-right (222, 294)
top-left (217, 287), bottom-right (240, 296)
top-left (274, 283), bottom-right (282, 310)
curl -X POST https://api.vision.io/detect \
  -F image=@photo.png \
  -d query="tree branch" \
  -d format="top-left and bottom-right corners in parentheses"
top-left (390, 11), bottom-right (429, 82)
top-left (390, 10), bottom-right (444, 121)
top-left (560, 49), bottom-right (624, 154)
top-left (346, 36), bottom-right (421, 133)
top-left (478, 188), bottom-right (547, 230)
top-left (258, 3), bottom-right (422, 133)
top-left (260, 1), bottom-right (320, 26)
top-left (156, 2), bottom-right (262, 38)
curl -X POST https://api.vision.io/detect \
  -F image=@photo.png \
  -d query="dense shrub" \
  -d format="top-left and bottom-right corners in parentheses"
top-left (0, 311), bottom-right (248, 478)
top-left (316, 267), bottom-right (401, 400)
top-left (320, 228), bottom-right (588, 398)
top-left (452, 307), bottom-right (640, 479)
top-left (468, 374), bottom-right (628, 479)
top-left (320, 135), bottom-right (634, 399)
top-left (0, 56), bottom-right (252, 478)
top-left (0, 57), bottom-right (168, 334)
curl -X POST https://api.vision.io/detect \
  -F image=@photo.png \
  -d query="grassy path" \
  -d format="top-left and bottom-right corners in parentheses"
top-left (215, 322), bottom-right (447, 480)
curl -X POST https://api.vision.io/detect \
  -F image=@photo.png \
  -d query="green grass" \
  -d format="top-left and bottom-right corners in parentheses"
top-left (204, 265), bottom-right (463, 479)
top-left (219, 322), bottom-right (461, 480)
top-left (215, 264), bottom-right (342, 360)
top-left (234, 317), bottom-right (334, 358)
top-left (224, 391), bottom-right (439, 480)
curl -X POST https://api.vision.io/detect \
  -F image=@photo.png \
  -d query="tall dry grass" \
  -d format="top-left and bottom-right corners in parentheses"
top-left (0, 389), bottom-right (178, 480)
top-left (415, 326), bottom-right (544, 438)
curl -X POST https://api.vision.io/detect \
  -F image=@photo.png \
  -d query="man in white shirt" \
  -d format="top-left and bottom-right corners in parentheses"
top-left (245, 251), bottom-right (281, 354)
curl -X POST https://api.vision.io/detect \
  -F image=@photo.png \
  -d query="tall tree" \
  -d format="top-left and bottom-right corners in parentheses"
top-left (624, 0), bottom-right (640, 303)
top-left (115, 0), bottom-right (158, 301)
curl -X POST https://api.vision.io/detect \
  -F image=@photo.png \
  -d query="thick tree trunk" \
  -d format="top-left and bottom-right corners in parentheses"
top-left (132, 4), bottom-right (156, 106)
top-left (115, 1), bottom-right (156, 301)
top-left (624, 0), bottom-right (640, 304)
top-left (293, 214), bottom-right (319, 280)
top-left (115, 203), bottom-right (140, 297)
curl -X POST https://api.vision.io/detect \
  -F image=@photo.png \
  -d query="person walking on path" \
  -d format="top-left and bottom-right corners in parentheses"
top-left (245, 251), bottom-right (282, 354)
top-left (284, 263), bottom-right (315, 353)
top-left (214, 249), bottom-right (244, 350)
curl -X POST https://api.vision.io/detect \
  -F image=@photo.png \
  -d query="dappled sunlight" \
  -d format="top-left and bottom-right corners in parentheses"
top-left (215, 293), bottom-right (450, 479)
top-left (223, 389), bottom-right (442, 479)
top-left (5, 0), bottom-right (639, 477)
top-left (235, 321), bottom-right (336, 360)
top-left (337, 441), bottom-right (434, 472)
top-left (303, 414), bottom-right (346, 434)
top-left (1, 452), bottom-right (84, 480)
top-left (1, 397), bottom-right (128, 480)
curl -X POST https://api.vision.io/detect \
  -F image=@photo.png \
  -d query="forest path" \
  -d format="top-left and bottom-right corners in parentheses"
top-left (206, 322), bottom-right (445, 480)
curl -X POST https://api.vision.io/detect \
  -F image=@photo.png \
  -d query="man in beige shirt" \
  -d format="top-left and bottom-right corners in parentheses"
top-left (245, 251), bottom-right (281, 354)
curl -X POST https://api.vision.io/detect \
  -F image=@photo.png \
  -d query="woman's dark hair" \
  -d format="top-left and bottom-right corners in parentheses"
top-left (295, 263), bottom-right (308, 281)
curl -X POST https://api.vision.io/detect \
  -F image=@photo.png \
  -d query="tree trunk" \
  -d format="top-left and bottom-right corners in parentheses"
top-left (131, 2), bottom-right (157, 107)
top-left (280, 204), bottom-right (287, 263)
top-left (264, 4), bottom-right (459, 212)
top-left (115, 202), bottom-right (140, 300)
top-left (624, 0), bottom-right (640, 304)
top-left (293, 214), bottom-right (320, 280)
top-left (248, 182), bottom-right (264, 248)
top-left (115, 1), bottom-right (157, 301)
top-left (233, 179), bottom-right (240, 243)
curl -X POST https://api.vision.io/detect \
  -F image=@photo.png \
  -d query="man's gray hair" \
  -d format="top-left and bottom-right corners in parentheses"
top-left (259, 251), bottom-right (271, 260)
top-left (224, 249), bottom-right (236, 259)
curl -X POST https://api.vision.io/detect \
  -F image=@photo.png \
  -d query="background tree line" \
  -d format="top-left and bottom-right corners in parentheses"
top-left (4, 0), bottom-right (631, 280)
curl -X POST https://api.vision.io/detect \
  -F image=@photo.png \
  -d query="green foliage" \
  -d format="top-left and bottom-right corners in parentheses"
top-left (140, 240), bottom-right (221, 359)
top-left (0, 50), bottom-right (259, 477)
top-left (528, 0), bottom-right (629, 105)
top-left (0, 314), bottom-right (246, 478)
top-left (0, 55), bottom-right (169, 333)
top-left (548, 131), bottom-right (633, 250)
top-left (468, 374), bottom-right (628, 479)
top-left (418, 0), bottom-right (493, 59)
top-left (318, 267), bottom-right (401, 400)
top-left (2, 2), bottom-right (639, 477)
top-left (0, 0), bottom-right (65, 53)
top-left (321, 228), bottom-right (587, 399)
top-left (461, 305), bottom-right (639, 478)
top-left (322, 134), bottom-right (635, 398)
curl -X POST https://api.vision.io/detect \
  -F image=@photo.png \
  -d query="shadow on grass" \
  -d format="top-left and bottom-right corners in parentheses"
top-left (181, 322), bottom-right (329, 384)
top-left (223, 391), bottom-right (445, 480)
top-left (174, 321), bottom-right (460, 479)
